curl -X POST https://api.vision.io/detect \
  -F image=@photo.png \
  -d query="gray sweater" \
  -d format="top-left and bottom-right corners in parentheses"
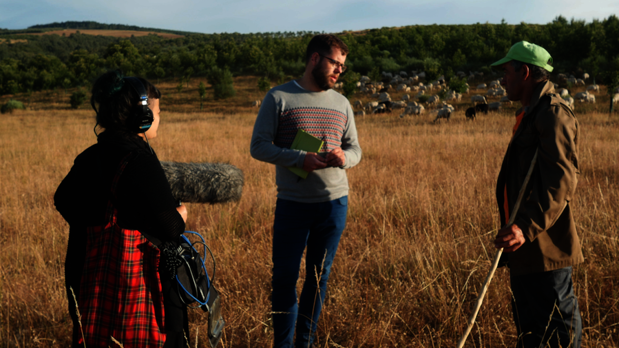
top-left (250, 81), bottom-right (362, 203)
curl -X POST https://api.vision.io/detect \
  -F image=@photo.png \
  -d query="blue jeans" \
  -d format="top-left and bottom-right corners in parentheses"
top-left (271, 196), bottom-right (348, 348)
top-left (511, 267), bottom-right (582, 348)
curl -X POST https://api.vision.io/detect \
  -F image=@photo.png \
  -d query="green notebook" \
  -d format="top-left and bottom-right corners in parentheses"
top-left (288, 129), bottom-right (324, 179)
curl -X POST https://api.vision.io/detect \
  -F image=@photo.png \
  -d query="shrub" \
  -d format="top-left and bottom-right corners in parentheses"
top-left (417, 94), bottom-right (431, 104)
top-left (352, 55), bottom-right (375, 75)
top-left (377, 58), bottom-right (400, 74)
top-left (448, 77), bottom-right (469, 94)
top-left (341, 71), bottom-right (360, 99)
top-left (70, 90), bottom-right (87, 109)
top-left (1, 99), bottom-right (25, 114)
top-left (437, 89), bottom-right (448, 101)
top-left (208, 66), bottom-right (236, 100)
top-left (198, 82), bottom-right (207, 111)
top-left (258, 77), bottom-right (271, 92)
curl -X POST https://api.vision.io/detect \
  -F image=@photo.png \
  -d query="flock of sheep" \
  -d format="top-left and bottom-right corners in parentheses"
top-left (348, 70), bottom-right (511, 122)
top-left (344, 70), bottom-right (619, 123)
top-left (250, 70), bottom-right (619, 122)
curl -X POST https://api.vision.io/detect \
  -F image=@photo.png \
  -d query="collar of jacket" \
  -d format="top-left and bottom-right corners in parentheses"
top-left (512, 80), bottom-right (555, 139)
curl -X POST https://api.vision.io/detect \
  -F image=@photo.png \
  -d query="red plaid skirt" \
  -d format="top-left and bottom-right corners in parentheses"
top-left (77, 155), bottom-right (166, 347)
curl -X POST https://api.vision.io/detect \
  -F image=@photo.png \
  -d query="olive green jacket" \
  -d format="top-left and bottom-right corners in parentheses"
top-left (496, 80), bottom-right (584, 276)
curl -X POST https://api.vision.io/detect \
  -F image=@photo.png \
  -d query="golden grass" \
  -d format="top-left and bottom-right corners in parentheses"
top-left (20, 29), bottom-right (183, 39)
top-left (1, 82), bottom-right (618, 346)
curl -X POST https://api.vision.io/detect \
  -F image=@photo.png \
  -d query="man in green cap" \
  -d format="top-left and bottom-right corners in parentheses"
top-left (491, 41), bottom-right (583, 347)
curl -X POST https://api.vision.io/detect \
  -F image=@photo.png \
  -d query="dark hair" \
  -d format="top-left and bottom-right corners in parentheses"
top-left (510, 60), bottom-right (551, 82)
top-left (305, 34), bottom-right (349, 64)
top-left (91, 70), bottom-right (161, 135)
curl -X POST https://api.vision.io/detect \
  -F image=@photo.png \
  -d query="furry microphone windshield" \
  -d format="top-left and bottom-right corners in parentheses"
top-left (160, 162), bottom-right (244, 204)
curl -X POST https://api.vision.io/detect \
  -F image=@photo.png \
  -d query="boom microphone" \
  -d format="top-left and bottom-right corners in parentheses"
top-left (160, 161), bottom-right (244, 204)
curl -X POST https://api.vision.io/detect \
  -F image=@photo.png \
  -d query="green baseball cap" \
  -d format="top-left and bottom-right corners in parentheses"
top-left (491, 41), bottom-right (554, 72)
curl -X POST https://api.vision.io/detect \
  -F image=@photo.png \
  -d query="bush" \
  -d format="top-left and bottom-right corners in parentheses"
top-left (258, 77), bottom-right (271, 91)
top-left (70, 90), bottom-right (87, 109)
top-left (377, 58), bottom-right (400, 73)
top-left (1, 99), bottom-right (25, 114)
top-left (341, 71), bottom-right (360, 99)
top-left (448, 77), bottom-right (469, 94)
top-left (352, 55), bottom-right (375, 75)
top-left (417, 94), bottom-right (431, 104)
top-left (208, 66), bottom-right (236, 100)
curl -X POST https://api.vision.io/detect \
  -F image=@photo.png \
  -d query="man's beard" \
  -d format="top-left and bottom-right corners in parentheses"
top-left (312, 62), bottom-right (335, 91)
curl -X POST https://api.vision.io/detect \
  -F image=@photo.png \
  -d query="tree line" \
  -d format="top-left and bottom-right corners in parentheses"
top-left (1, 16), bottom-right (618, 97)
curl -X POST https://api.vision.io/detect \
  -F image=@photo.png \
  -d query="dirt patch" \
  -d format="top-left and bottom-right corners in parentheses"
top-left (21, 29), bottom-right (183, 39)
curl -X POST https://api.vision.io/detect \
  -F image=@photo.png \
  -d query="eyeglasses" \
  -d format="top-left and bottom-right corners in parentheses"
top-left (318, 54), bottom-right (347, 72)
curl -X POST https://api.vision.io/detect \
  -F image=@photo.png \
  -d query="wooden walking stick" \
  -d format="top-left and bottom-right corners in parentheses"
top-left (456, 149), bottom-right (539, 348)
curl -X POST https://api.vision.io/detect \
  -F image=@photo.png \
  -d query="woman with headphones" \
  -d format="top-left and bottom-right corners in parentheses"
top-left (55, 70), bottom-right (189, 347)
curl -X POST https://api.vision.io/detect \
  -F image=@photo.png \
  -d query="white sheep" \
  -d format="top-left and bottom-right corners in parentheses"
top-left (378, 92), bottom-right (391, 102)
top-left (471, 95), bottom-right (487, 104)
top-left (426, 95), bottom-right (440, 105)
top-left (488, 102), bottom-right (501, 111)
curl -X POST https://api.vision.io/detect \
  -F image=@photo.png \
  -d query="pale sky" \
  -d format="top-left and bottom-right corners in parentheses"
top-left (1, 0), bottom-right (618, 33)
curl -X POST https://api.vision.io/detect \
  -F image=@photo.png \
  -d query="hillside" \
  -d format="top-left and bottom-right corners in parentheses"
top-left (28, 20), bottom-right (197, 36)
top-left (24, 29), bottom-right (183, 39)
top-left (1, 16), bottom-right (619, 98)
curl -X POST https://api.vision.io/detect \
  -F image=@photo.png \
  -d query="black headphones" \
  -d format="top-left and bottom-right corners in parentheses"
top-left (124, 77), bottom-right (154, 133)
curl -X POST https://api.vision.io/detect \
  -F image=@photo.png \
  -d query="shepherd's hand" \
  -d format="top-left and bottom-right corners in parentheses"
top-left (494, 224), bottom-right (525, 252)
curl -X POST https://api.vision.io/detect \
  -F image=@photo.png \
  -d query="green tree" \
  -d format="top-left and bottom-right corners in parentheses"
top-left (207, 66), bottom-right (236, 99)
top-left (62, 78), bottom-right (71, 94)
top-left (70, 89), bottom-right (87, 109)
top-left (341, 71), bottom-right (360, 99)
top-left (198, 81), bottom-right (206, 111)
top-left (451, 49), bottom-right (466, 69)
top-left (258, 76), bottom-right (270, 91)
top-left (369, 67), bottom-right (381, 83)
top-left (154, 66), bottom-right (165, 84)
top-left (184, 67), bottom-right (194, 87)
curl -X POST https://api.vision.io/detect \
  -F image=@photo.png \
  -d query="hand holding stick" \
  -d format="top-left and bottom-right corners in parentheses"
top-left (456, 149), bottom-right (538, 348)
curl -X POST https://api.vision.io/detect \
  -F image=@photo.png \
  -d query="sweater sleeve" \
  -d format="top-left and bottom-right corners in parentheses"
top-left (115, 152), bottom-right (185, 242)
top-left (341, 103), bottom-right (362, 169)
top-left (249, 92), bottom-right (307, 168)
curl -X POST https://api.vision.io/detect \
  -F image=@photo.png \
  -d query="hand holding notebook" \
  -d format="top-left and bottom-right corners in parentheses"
top-left (288, 129), bottom-right (324, 179)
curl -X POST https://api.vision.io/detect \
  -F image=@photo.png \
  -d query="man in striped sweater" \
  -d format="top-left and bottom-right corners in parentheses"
top-left (250, 34), bottom-right (362, 348)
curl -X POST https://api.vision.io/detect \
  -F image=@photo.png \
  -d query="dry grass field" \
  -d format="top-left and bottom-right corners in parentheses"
top-left (19, 29), bottom-right (183, 39)
top-left (0, 39), bottom-right (29, 44)
top-left (1, 79), bottom-right (618, 347)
